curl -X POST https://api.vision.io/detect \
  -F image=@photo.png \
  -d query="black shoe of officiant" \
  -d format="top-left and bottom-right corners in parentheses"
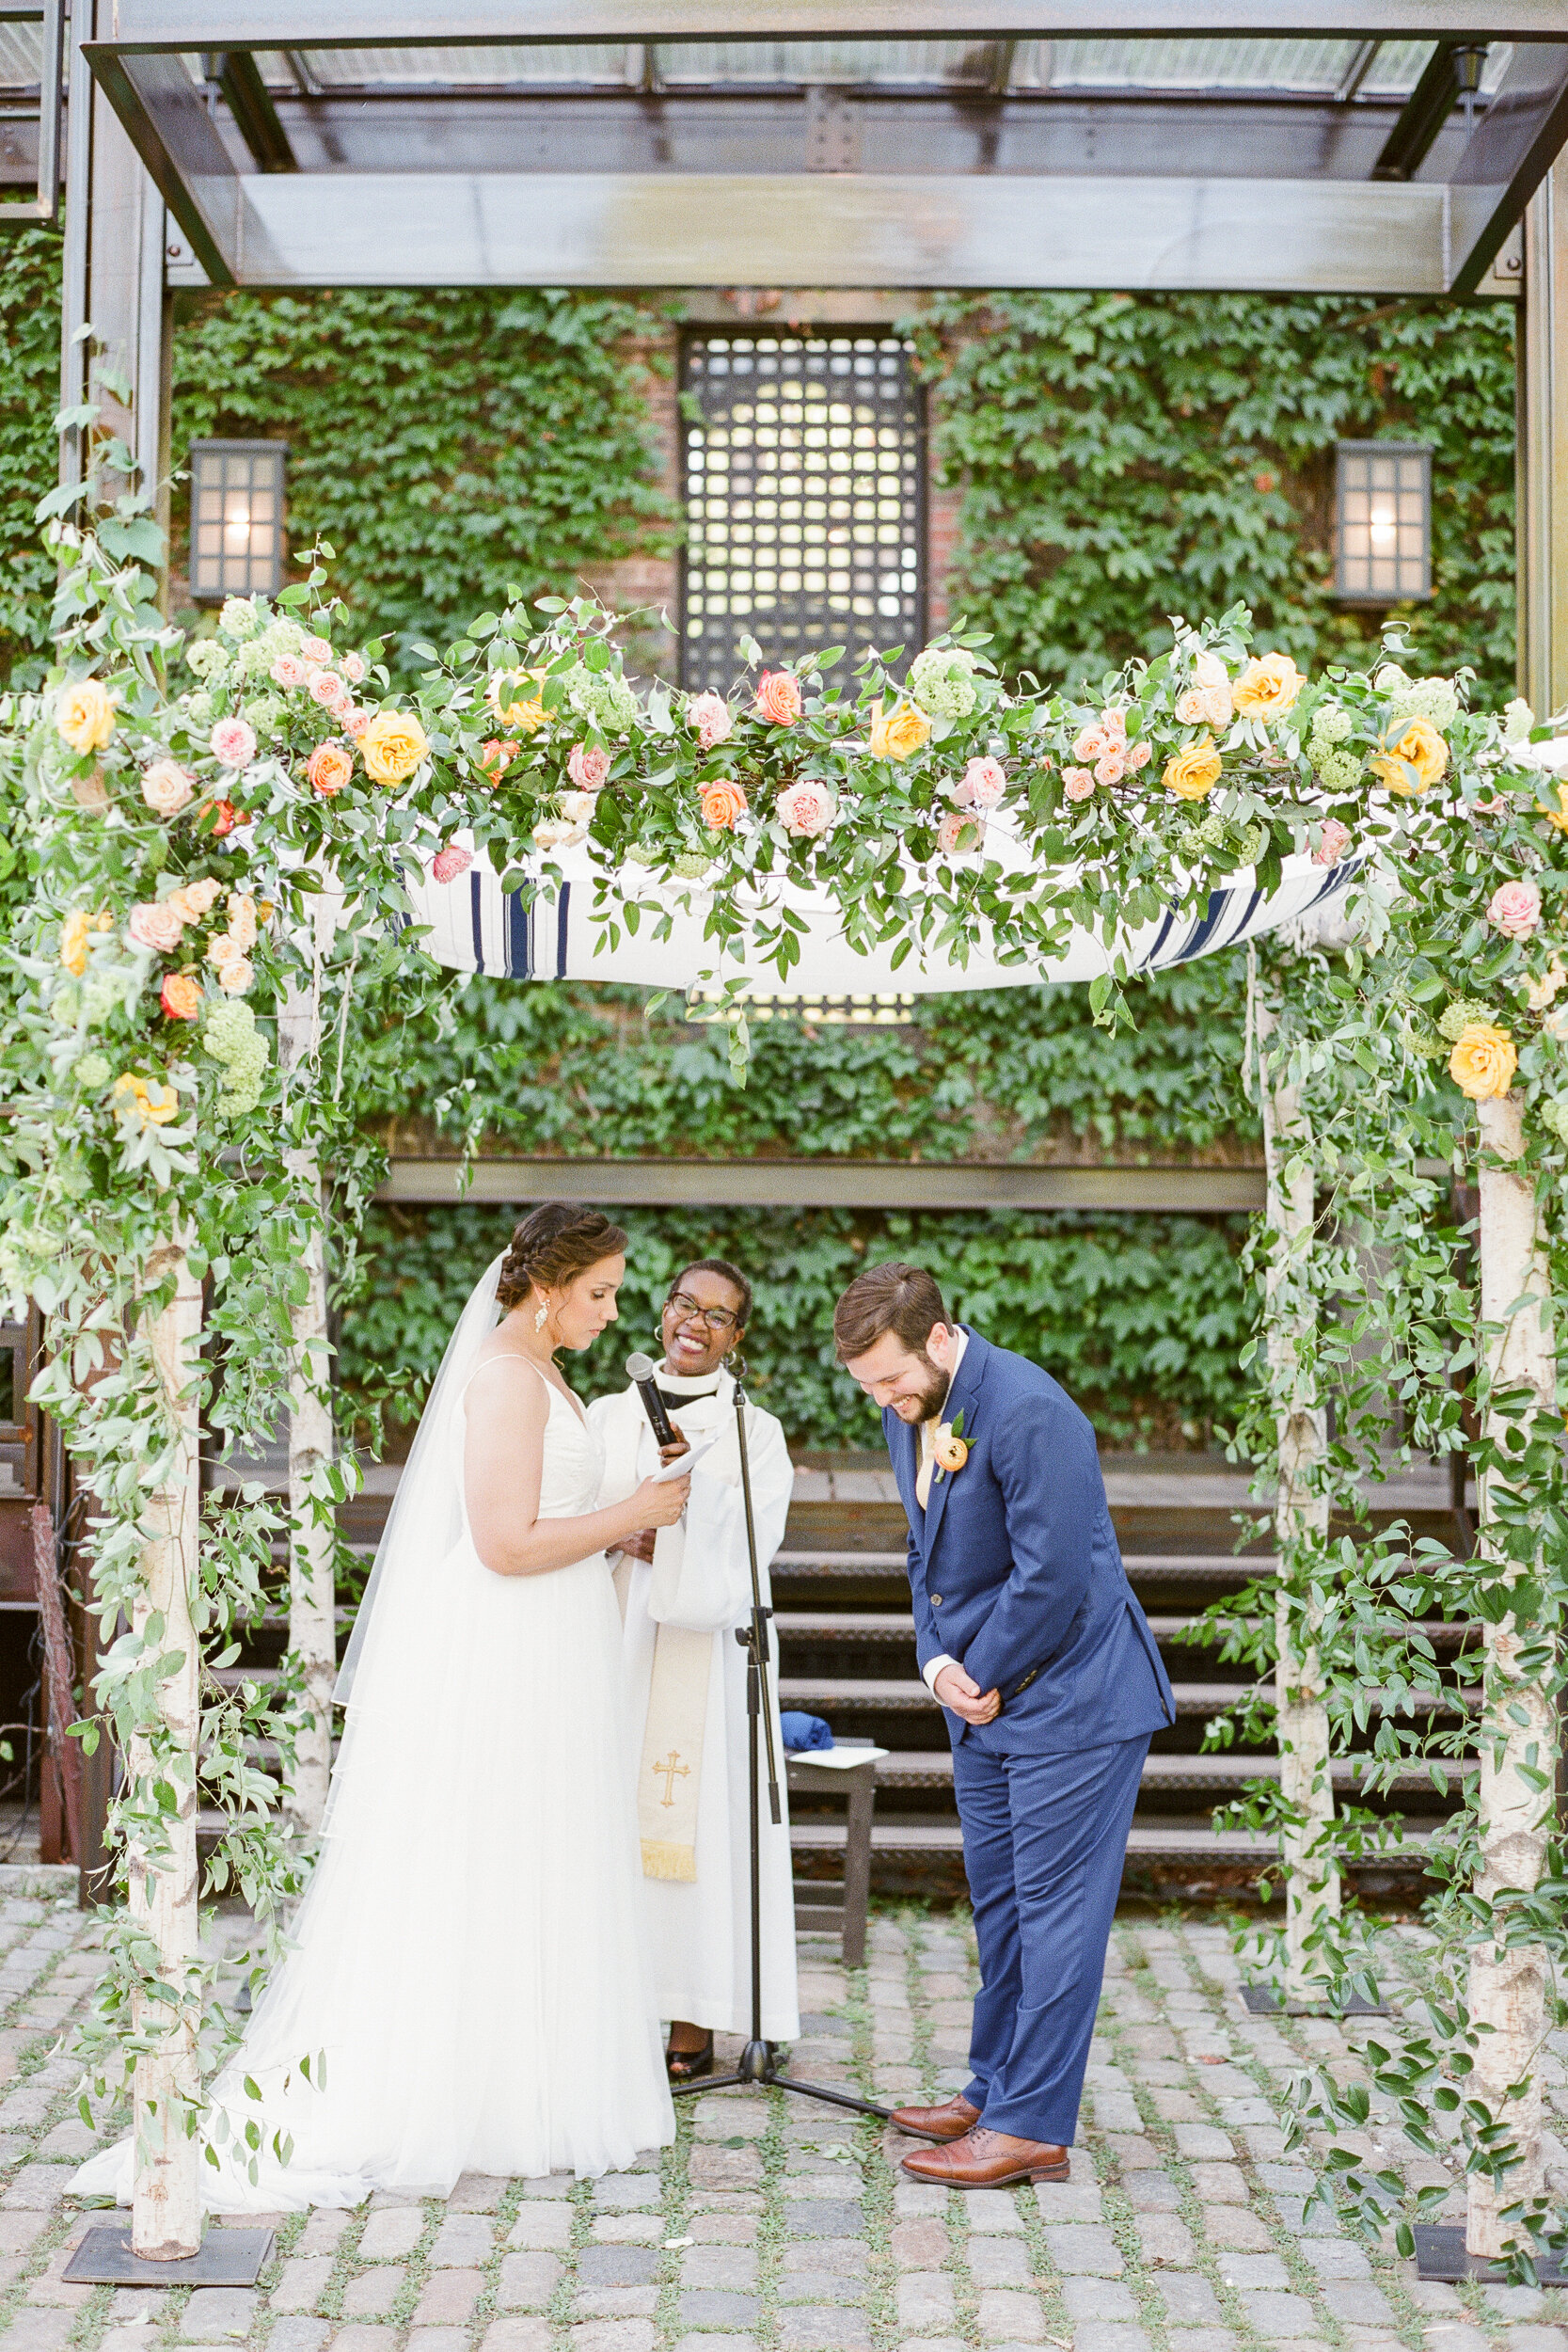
top-left (666, 2032), bottom-right (714, 2083)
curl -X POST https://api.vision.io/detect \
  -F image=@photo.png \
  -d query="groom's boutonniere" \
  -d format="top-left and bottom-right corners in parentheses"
top-left (932, 1409), bottom-right (969, 1483)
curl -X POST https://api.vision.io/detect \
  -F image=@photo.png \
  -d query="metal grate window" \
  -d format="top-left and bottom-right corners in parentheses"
top-left (188, 438), bottom-right (286, 601)
top-left (681, 330), bottom-right (925, 693)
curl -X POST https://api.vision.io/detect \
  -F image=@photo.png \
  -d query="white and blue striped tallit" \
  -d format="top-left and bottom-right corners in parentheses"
top-left (401, 835), bottom-right (1358, 993)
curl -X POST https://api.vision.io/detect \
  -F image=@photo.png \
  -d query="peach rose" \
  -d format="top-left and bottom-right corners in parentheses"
top-left (141, 760), bottom-right (196, 818)
top-left (360, 709), bottom-right (430, 786)
top-left (1233, 652), bottom-right (1306, 720)
top-left (937, 810), bottom-right (984, 855)
top-left (210, 718), bottom-right (257, 769)
top-left (867, 702), bottom-right (931, 762)
top-left (688, 691), bottom-right (733, 750)
top-left (958, 757), bottom-right (1007, 810)
top-left (775, 778), bottom-right (837, 838)
top-left (307, 741), bottom-right (354, 799)
top-left (1449, 1022), bottom-right (1516, 1101)
top-left (1312, 819), bottom-right (1352, 867)
top-left (1163, 739), bottom-right (1224, 802)
top-left (1193, 649), bottom-right (1231, 692)
top-left (1487, 880), bottom-right (1542, 939)
top-left (166, 877), bottom-right (221, 924)
top-left (567, 743), bottom-right (611, 792)
top-left (753, 671), bottom-right (803, 726)
top-left (432, 845), bottom-right (474, 883)
top-left (1127, 740), bottom-right (1152, 771)
top-left (701, 780), bottom-right (749, 832)
top-left (1063, 768), bottom-right (1096, 803)
top-left (1094, 746), bottom-right (1126, 787)
top-left (227, 893), bottom-right (258, 953)
top-left (1369, 717), bottom-right (1449, 798)
top-left (215, 956), bottom-right (253, 995)
top-left (932, 1425), bottom-right (968, 1472)
top-left (126, 900), bottom-right (185, 955)
top-left (160, 973), bottom-right (202, 1022)
top-left (1175, 685), bottom-right (1232, 729)
top-left (56, 677), bottom-right (117, 754)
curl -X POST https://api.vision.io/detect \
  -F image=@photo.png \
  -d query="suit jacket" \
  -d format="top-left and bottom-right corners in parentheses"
top-left (886, 1327), bottom-right (1176, 1756)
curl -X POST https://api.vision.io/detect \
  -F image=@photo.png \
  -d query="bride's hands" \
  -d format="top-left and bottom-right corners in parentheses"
top-left (631, 1471), bottom-right (690, 1528)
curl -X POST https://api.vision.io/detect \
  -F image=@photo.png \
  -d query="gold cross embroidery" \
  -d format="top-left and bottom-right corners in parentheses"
top-left (652, 1750), bottom-right (690, 1807)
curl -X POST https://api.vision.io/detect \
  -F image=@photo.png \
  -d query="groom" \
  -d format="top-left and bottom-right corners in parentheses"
top-left (834, 1262), bottom-right (1175, 2187)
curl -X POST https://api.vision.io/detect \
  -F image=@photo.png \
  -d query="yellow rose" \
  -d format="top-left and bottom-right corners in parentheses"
top-left (1539, 782), bottom-right (1568, 834)
top-left (1449, 1023), bottom-right (1516, 1101)
top-left (59, 908), bottom-right (91, 977)
top-left (359, 709), bottom-right (430, 786)
top-left (1369, 716), bottom-right (1449, 798)
top-left (55, 676), bottom-right (117, 755)
top-left (1163, 738), bottom-right (1224, 802)
top-left (112, 1073), bottom-right (181, 1127)
top-left (490, 667), bottom-right (548, 735)
top-left (867, 701), bottom-right (931, 762)
top-left (1232, 652), bottom-right (1306, 720)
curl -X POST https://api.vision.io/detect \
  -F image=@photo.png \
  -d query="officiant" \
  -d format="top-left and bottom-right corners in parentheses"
top-left (590, 1260), bottom-right (800, 2078)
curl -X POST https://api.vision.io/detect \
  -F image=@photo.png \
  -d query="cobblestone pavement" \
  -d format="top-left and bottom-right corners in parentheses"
top-left (0, 1887), bottom-right (1560, 2352)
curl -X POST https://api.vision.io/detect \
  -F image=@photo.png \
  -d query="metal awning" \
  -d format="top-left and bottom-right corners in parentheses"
top-left (36, 4), bottom-right (1566, 293)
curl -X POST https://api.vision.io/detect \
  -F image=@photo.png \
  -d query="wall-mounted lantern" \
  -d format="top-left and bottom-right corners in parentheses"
top-left (188, 439), bottom-right (286, 601)
top-left (1333, 439), bottom-right (1433, 603)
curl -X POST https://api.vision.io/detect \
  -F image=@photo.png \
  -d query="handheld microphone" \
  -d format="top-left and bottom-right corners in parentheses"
top-left (625, 1352), bottom-right (678, 1448)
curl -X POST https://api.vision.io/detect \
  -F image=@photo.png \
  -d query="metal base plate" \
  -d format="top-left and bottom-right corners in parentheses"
top-left (64, 2225), bottom-right (274, 2286)
top-left (1414, 2224), bottom-right (1567, 2283)
top-left (1242, 1983), bottom-right (1387, 2017)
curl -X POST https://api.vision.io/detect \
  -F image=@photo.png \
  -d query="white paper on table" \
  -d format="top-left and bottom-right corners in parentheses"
top-left (785, 1744), bottom-right (889, 1770)
top-left (649, 1428), bottom-right (723, 1483)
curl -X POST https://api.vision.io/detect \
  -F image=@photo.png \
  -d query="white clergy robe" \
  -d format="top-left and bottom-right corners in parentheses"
top-left (589, 1367), bottom-right (800, 2041)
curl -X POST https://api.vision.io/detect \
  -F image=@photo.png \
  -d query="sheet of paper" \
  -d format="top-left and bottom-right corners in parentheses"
top-left (785, 1744), bottom-right (889, 1770)
top-left (650, 1428), bottom-right (723, 1483)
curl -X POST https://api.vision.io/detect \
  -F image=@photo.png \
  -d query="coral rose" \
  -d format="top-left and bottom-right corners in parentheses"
top-left (1487, 879), bottom-right (1542, 939)
top-left (868, 701), bottom-right (931, 762)
top-left (688, 691), bottom-right (733, 750)
top-left (1233, 652), bottom-right (1306, 720)
top-left (958, 757), bottom-right (1007, 809)
top-left (701, 780), bottom-right (748, 832)
top-left (938, 810), bottom-right (984, 855)
top-left (360, 709), bottom-right (430, 785)
top-left (127, 900), bottom-right (185, 955)
top-left (210, 718), bottom-right (257, 769)
top-left (160, 973), bottom-right (202, 1023)
top-left (202, 799), bottom-right (241, 838)
top-left (1449, 1022), bottom-right (1516, 1101)
top-left (56, 677), bottom-right (117, 754)
top-left (775, 778), bottom-right (837, 838)
top-left (1063, 767), bottom-right (1096, 803)
top-left (567, 743), bottom-right (611, 792)
top-left (307, 741), bottom-right (353, 799)
top-left (1369, 717), bottom-right (1448, 797)
top-left (933, 1425), bottom-right (969, 1472)
top-left (141, 760), bottom-right (196, 818)
top-left (753, 671), bottom-right (803, 726)
top-left (1312, 819), bottom-right (1352, 867)
top-left (1163, 739), bottom-right (1224, 802)
top-left (113, 1074), bottom-right (180, 1128)
top-left (432, 845), bottom-right (474, 884)
top-left (479, 738), bottom-right (517, 781)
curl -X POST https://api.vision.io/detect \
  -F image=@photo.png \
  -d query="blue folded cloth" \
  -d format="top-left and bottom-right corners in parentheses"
top-left (781, 1711), bottom-right (834, 1754)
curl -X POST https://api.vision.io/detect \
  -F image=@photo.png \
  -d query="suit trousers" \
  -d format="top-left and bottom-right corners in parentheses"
top-left (952, 1729), bottom-right (1149, 2146)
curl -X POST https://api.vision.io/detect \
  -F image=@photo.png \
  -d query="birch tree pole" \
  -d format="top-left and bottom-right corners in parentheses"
top-left (1465, 1089), bottom-right (1557, 2261)
top-left (276, 888), bottom-right (342, 1835)
top-left (127, 1232), bottom-right (203, 2261)
top-left (1252, 953), bottom-right (1339, 2004)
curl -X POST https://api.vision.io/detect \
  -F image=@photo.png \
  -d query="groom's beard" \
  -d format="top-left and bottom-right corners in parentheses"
top-left (891, 1363), bottom-right (952, 1423)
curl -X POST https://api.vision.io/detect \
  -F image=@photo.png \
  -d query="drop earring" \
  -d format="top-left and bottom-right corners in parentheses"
top-left (534, 1304), bottom-right (549, 1333)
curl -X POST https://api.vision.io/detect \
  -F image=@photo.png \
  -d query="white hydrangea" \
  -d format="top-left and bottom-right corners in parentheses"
top-left (260, 617), bottom-right (305, 658)
top-left (908, 646), bottom-right (980, 721)
top-left (219, 596), bottom-right (261, 640)
top-left (185, 639), bottom-right (229, 680)
top-left (1505, 698), bottom-right (1535, 743)
top-left (1386, 675), bottom-right (1461, 729)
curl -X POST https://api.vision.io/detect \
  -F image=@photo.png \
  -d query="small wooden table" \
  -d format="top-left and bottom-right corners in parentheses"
top-left (785, 1738), bottom-right (879, 1967)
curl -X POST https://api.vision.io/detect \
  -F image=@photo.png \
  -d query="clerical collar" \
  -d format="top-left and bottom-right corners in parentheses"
top-left (656, 1365), bottom-right (722, 1403)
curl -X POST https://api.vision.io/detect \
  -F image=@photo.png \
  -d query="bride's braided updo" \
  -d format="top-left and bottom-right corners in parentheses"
top-left (496, 1202), bottom-right (629, 1313)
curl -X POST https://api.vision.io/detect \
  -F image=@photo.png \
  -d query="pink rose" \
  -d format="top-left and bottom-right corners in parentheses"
top-left (341, 650), bottom-right (367, 684)
top-left (775, 778), bottom-right (837, 838)
top-left (271, 655), bottom-right (309, 690)
top-left (126, 900), bottom-right (184, 954)
top-left (344, 707), bottom-right (372, 739)
top-left (567, 743), bottom-right (611, 792)
top-left (141, 759), bottom-right (196, 818)
top-left (753, 671), bottom-right (803, 726)
top-left (938, 809), bottom-right (984, 855)
top-left (1063, 768), bottom-right (1096, 803)
top-left (688, 691), bottom-right (733, 751)
top-left (432, 844), bottom-right (474, 884)
top-left (1312, 819), bottom-right (1352, 868)
top-left (209, 718), bottom-right (256, 769)
top-left (310, 670), bottom-right (350, 714)
top-left (959, 756), bottom-right (1006, 810)
top-left (1487, 879), bottom-right (1543, 939)
top-left (1127, 740), bottom-right (1152, 771)
top-left (1094, 747), bottom-right (1127, 787)
top-left (301, 635), bottom-right (332, 663)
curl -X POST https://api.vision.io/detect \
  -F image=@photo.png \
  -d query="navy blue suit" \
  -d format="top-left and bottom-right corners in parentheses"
top-left (886, 1327), bottom-right (1175, 2145)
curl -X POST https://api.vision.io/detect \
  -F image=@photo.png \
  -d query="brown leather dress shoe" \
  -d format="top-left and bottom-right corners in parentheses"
top-left (900, 2126), bottom-right (1069, 2187)
top-left (887, 2093), bottom-right (981, 2142)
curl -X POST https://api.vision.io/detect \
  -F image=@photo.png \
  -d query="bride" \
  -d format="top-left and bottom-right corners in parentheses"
top-left (74, 1202), bottom-right (684, 2208)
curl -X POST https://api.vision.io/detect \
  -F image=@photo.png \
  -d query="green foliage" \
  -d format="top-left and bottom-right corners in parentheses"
top-left (338, 1201), bottom-right (1252, 1453)
top-left (912, 293), bottom-right (1517, 701)
top-left (169, 288), bottom-right (679, 668)
top-left (0, 227), bottom-right (64, 688)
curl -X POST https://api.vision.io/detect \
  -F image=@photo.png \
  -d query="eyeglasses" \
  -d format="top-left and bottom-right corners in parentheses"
top-left (666, 1290), bottom-right (741, 1333)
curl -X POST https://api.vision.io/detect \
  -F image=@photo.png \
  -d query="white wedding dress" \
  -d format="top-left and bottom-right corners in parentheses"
top-left (73, 1277), bottom-right (673, 2209)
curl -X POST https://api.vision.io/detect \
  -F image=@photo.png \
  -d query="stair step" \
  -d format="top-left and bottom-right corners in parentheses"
top-left (791, 1821), bottom-right (1434, 1864)
top-left (780, 1676), bottom-right (1466, 1718)
top-left (868, 1749), bottom-right (1466, 1791)
top-left (775, 1610), bottom-right (1475, 1648)
top-left (771, 1551), bottom-right (1277, 1586)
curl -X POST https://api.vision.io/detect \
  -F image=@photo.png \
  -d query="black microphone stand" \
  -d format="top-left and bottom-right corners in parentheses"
top-left (669, 1358), bottom-right (895, 2124)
